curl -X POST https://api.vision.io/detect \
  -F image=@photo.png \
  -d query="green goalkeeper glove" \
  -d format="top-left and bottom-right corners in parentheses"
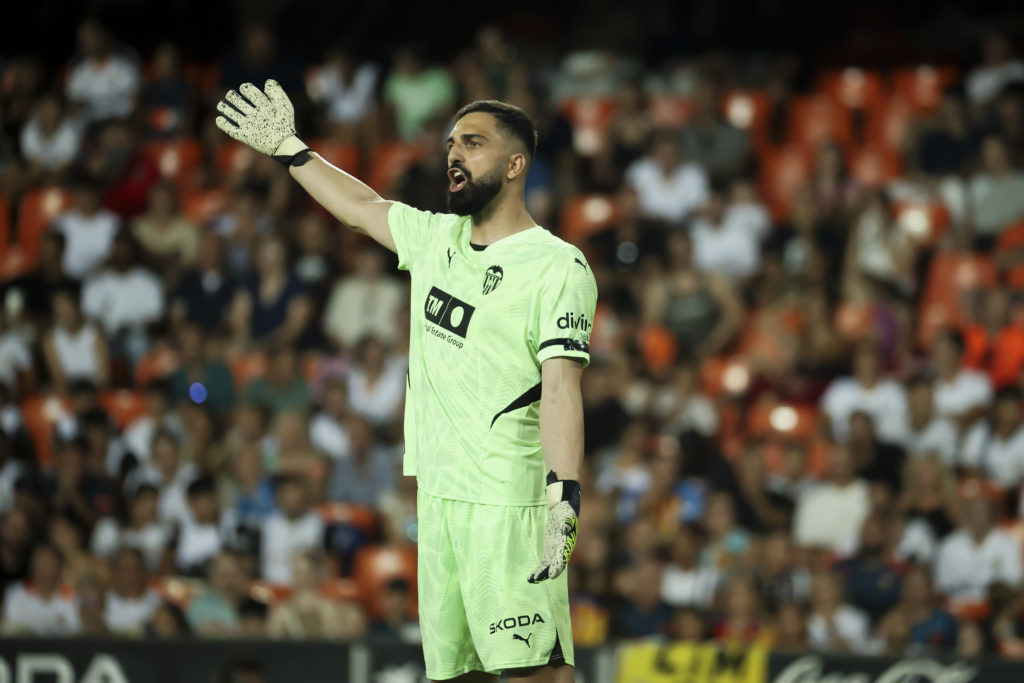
top-left (527, 473), bottom-right (580, 583)
top-left (215, 79), bottom-right (312, 167)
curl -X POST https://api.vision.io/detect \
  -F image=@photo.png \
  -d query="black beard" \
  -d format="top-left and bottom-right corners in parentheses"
top-left (447, 167), bottom-right (503, 216)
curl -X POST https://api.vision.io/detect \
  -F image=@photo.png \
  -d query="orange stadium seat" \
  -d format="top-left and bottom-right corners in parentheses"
top-left (758, 144), bottom-right (811, 221)
top-left (308, 139), bottom-right (360, 175)
top-left (849, 144), bottom-right (903, 187)
top-left (353, 544), bottom-right (418, 619)
top-left (819, 68), bottom-right (885, 110)
top-left (230, 350), bottom-right (269, 389)
top-left (560, 96), bottom-right (617, 156)
top-left (99, 390), bottom-right (148, 429)
top-left (636, 324), bottom-right (677, 377)
top-left (15, 187), bottom-right (72, 270)
top-left (144, 139), bottom-right (202, 186)
top-left (19, 394), bottom-right (72, 466)
top-left (558, 194), bottom-right (620, 244)
top-left (180, 187), bottom-right (228, 224)
top-left (366, 141), bottom-right (422, 194)
top-left (918, 251), bottom-right (998, 349)
top-left (134, 346), bottom-right (181, 386)
top-left (786, 94), bottom-right (853, 150)
top-left (892, 65), bottom-right (960, 113)
top-left (997, 220), bottom-right (1024, 289)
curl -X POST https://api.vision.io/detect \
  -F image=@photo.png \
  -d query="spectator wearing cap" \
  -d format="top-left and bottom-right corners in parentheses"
top-left (175, 476), bottom-right (223, 576)
top-left (42, 288), bottom-right (109, 395)
top-left (625, 130), bottom-right (709, 226)
top-left (170, 231), bottom-right (238, 334)
top-left (903, 375), bottom-right (958, 465)
top-left (931, 329), bottom-right (993, 429)
top-left (91, 483), bottom-right (169, 571)
top-left (268, 550), bottom-right (367, 639)
top-left (806, 570), bottom-right (871, 654)
top-left (934, 494), bottom-right (1022, 601)
top-left (53, 181), bottom-right (120, 281)
top-left (961, 387), bottom-right (1024, 489)
top-left (793, 446), bottom-right (870, 556)
top-left (325, 416), bottom-right (395, 506)
top-left (104, 547), bottom-right (160, 635)
top-left (186, 550), bottom-right (248, 636)
top-left (2, 544), bottom-right (80, 636)
top-left (821, 342), bottom-right (909, 445)
top-left (260, 474), bottom-right (324, 584)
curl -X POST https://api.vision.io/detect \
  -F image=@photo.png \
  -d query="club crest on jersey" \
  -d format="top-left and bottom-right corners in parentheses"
top-left (483, 265), bottom-right (504, 294)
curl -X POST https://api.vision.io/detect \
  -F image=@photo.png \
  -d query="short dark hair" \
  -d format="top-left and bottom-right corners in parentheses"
top-left (996, 386), bottom-right (1022, 404)
top-left (454, 100), bottom-right (538, 166)
top-left (187, 475), bottom-right (217, 499)
top-left (938, 328), bottom-right (965, 355)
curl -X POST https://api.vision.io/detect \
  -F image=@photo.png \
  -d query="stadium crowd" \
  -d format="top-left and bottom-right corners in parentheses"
top-left (3, 16), bottom-right (1024, 661)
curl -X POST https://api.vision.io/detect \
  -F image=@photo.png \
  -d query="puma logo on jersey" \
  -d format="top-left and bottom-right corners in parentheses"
top-left (557, 312), bottom-right (591, 331)
top-left (513, 633), bottom-right (533, 648)
top-left (490, 613), bottom-right (545, 634)
top-left (574, 257), bottom-right (588, 272)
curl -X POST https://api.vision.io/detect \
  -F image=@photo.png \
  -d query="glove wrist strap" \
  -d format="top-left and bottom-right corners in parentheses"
top-left (273, 135), bottom-right (312, 167)
top-left (545, 471), bottom-right (581, 515)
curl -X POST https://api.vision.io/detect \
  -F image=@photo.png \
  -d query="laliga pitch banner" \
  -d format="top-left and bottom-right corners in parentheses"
top-left (767, 652), bottom-right (1024, 682)
top-left (616, 640), bottom-right (768, 683)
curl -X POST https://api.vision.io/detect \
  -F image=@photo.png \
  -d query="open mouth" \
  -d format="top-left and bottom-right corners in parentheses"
top-left (448, 167), bottom-right (469, 193)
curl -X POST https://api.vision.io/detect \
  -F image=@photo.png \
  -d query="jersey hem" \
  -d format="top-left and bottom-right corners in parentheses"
top-left (484, 656), bottom-right (576, 674)
top-left (416, 482), bottom-right (546, 508)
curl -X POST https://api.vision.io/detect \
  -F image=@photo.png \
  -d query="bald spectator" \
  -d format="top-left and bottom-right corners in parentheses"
top-left (793, 447), bottom-right (870, 556)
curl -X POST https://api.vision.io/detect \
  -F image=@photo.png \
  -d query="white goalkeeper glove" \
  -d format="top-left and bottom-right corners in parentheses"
top-left (215, 79), bottom-right (312, 167)
top-left (528, 473), bottom-right (580, 584)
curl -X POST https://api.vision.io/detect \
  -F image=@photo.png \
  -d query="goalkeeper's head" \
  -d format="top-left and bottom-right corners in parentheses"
top-left (445, 100), bottom-right (538, 218)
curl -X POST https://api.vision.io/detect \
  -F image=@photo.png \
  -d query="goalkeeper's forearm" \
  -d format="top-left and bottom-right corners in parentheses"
top-left (539, 358), bottom-right (584, 482)
top-left (289, 155), bottom-right (397, 254)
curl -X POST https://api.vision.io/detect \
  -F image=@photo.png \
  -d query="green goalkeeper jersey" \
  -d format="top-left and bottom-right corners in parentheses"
top-left (388, 201), bottom-right (597, 506)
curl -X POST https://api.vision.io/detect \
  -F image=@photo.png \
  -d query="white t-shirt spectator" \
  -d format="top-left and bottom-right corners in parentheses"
top-left (625, 158), bottom-right (709, 224)
top-left (808, 605), bottom-right (871, 653)
top-left (0, 331), bottom-right (31, 390)
top-left (91, 516), bottom-right (169, 570)
top-left (65, 53), bottom-right (141, 122)
top-left (961, 422), bottom-right (1024, 488)
top-left (260, 511), bottom-right (325, 583)
top-left (2, 583), bottom-right (80, 636)
top-left (53, 208), bottom-right (119, 280)
top-left (966, 60), bottom-right (1024, 105)
top-left (689, 212), bottom-right (762, 281)
top-left (307, 62), bottom-right (380, 125)
top-left (935, 528), bottom-right (1023, 600)
top-left (82, 266), bottom-right (164, 334)
top-left (322, 276), bottom-right (404, 349)
top-left (123, 413), bottom-right (185, 465)
top-left (104, 589), bottom-right (160, 634)
top-left (933, 370), bottom-right (993, 420)
top-left (968, 171), bottom-right (1024, 238)
top-left (793, 479), bottom-right (871, 556)
top-left (20, 118), bottom-right (81, 171)
top-left (175, 515), bottom-right (222, 572)
top-left (660, 564), bottom-right (718, 608)
top-left (820, 378), bottom-right (909, 444)
top-left (52, 323), bottom-right (103, 384)
top-left (125, 462), bottom-right (197, 530)
top-left (348, 356), bottom-right (408, 426)
top-left (309, 411), bottom-right (352, 460)
top-left (904, 416), bottom-right (959, 465)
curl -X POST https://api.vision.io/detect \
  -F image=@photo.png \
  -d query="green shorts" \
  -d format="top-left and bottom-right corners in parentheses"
top-left (416, 488), bottom-right (574, 680)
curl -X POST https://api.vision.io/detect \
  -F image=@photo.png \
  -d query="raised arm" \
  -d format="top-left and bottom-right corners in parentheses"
top-left (215, 80), bottom-right (395, 253)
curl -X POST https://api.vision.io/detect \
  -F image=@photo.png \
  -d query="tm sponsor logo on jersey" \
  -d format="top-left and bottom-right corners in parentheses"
top-left (489, 613), bottom-right (545, 634)
top-left (424, 286), bottom-right (475, 349)
top-left (557, 312), bottom-right (591, 332)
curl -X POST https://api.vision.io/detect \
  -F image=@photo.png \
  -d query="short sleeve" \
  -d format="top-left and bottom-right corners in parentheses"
top-left (387, 202), bottom-right (445, 272)
top-left (532, 250), bottom-right (598, 367)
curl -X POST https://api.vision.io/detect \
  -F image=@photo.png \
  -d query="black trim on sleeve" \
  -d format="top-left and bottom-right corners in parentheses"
top-left (538, 338), bottom-right (590, 353)
top-left (490, 382), bottom-right (542, 428)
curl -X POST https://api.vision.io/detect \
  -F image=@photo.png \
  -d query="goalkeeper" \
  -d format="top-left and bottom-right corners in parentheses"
top-left (216, 81), bottom-right (595, 682)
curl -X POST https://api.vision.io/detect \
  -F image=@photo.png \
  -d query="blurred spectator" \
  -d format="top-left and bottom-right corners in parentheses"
top-left (260, 474), bottom-right (324, 583)
top-left (91, 483), bottom-right (169, 571)
top-left (309, 376), bottom-right (352, 461)
top-left (46, 437), bottom-right (118, 529)
top-left (238, 597), bottom-right (270, 638)
top-left (650, 363), bottom-right (718, 438)
top-left (896, 456), bottom-right (956, 549)
top-left (53, 180), bottom-right (120, 280)
top-left (612, 557), bottom-right (672, 638)
top-left (219, 24), bottom-right (304, 100)
top-left (186, 550), bottom-right (248, 636)
top-left (65, 20), bottom-right (140, 124)
top-left (244, 346), bottom-right (310, 416)
top-left (212, 190), bottom-right (274, 280)
top-left (306, 48), bottom-right (380, 137)
top-left (934, 494), bottom-right (1022, 601)
top-left (963, 289), bottom-right (1024, 390)
top-left (756, 531), bottom-right (810, 612)
top-left (124, 380), bottom-right (186, 464)
top-left (625, 130), bottom-right (708, 225)
top-left (844, 190), bottom-right (915, 296)
top-left (132, 181), bottom-right (199, 271)
top-left (369, 576), bottom-right (419, 642)
top-left (267, 411), bottom-right (322, 482)
top-left (607, 80), bottom-right (654, 170)
top-left (712, 574), bottom-right (768, 646)
top-left (76, 574), bottom-right (109, 636)
top-left (326, 416), bottom-right (394, 505)
top-left (966, 31), bottom-right (1024, 106)
top-left (821, 342), bottom-right (908, 445)
top-left (774, 602), bottom-right (810, 652)
top-left (171, 230), bottom-right (238, 334)
top-left (917, 87), bottom-right (977, 177)
top-left (834, 514), bottom-right (904, 621)
top-left (689, 182), bottom-right (762, 282)
top-left (931, 328), bottom-right (993, 428)
top-left (220, 443), bottom-right (276, 550)
top-left (642, 229), bottom-right (742, 359)
top-left (146, 600), bottom-right (191, 638)
top-left (847, 411), bottom-right (905, 493)
top-left (766, 442), bottom-right (816, 503)
top-left (383, 46), bottom-right (456, 141)
top-left (230, 235), bottom-right (313, 348)
top-left (679, 80), bottom-right (750, 180)
top-left (700, 492), bottom-right (751, 571)
top-left (82, 231), bottom-right (164, 366)
top-left (291, 212), bottom-right (336, 308)
top-left (793, 447), bottom-right (870, 556)
top-left (126, 429), bottom-right (198, 529)
top-left (175, 476), bottom-right (223, 575)
top-left (140, 43), bottom-right (192, 139)
top-left (903, 376), bottom-right (958, 465)
top-left (732, 445), bottom-right (796, 533)
top-left (962, 387), bottom-right (1024, 488)
top-left (346, 336), bottom-right (407, 428)
top-left (968, 136), bottom-right (1024, 243)
top-left (87, 121), bottom-right (160, 218)
top-left (660, 524), bottom-right (717, 609)
top-left (991, 84), bottom-right (1024, 165)
top-left (1, 231), bottom-right (75, 328)
top-left (0, 508), bottom-right (34, 596)
top-left (42, 287), bottom-right (109, 394)
top-left (269, 550), bottom-right (367, 639)
top-left (0, 310), bottom-right (31, 393)
top-left (104, 547), bottom-right (160, 635)
top-left (169, 323), bottom-right (235, 417)
top-left (322, 245), bottom-right (403, 351)
top-left (955, 620), bottom-right (987, 658)
top-left (19, 92), bottom-right (81, 178)
top-left (809, 142), bottom-right (859, 222)
top-left (878, 564), bottom-right (957, 653)
top-left (2, 544), bottom-right (80, 636)
top-left (807, 570), bottom-right (871, 654)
